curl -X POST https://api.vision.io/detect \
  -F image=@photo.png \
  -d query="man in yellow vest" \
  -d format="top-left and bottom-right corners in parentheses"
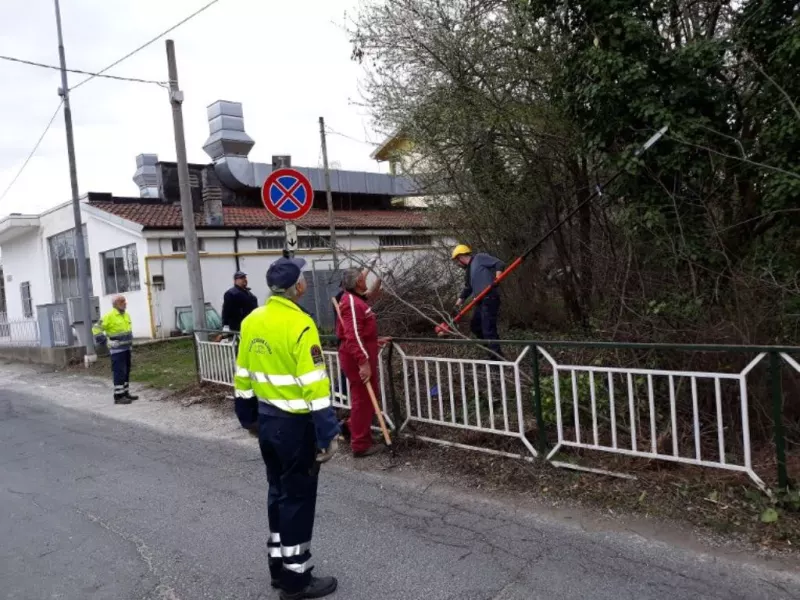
top-left (92, 295), bottom-right (138, 405)
top-left (235, 256), bottom-right (340, 599)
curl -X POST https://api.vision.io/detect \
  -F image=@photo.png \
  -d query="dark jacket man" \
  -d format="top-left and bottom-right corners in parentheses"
top-left (222, 271), bottom-right (259, 431)
top-left (222, 270), bottom-right (259, 333)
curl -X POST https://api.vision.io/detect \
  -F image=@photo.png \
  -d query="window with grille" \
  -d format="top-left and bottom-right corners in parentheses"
top-left (378, 235), bottom-right (432, 248)
top-left (47, 225), bottom-right (93, 302)
top-left (20, 282), bottom-right (33, 318)
top-left (171, 238), bottom-right (205, 252)
top-left (299, 236), bottom-right (330, 249)
top-left (101, 244), bottom-right (141, 294)
top-left (257, 237), bottom-right (284, 251)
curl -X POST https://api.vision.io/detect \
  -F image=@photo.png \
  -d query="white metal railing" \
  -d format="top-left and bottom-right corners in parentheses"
top-left (0, 314), bottom-right (41, 347)
top-left (195, 334), bottom-right (394, 428)
top-left (396, 344), bottom-right (536, 459)
top-left (782, 352), bottom-right (800, 375)
top-left (539, 347), bottom-right (767, 490)
top-left (196, 333), bottom-right (238, 386)
top-left (323, 348), bottom-right (394, 429)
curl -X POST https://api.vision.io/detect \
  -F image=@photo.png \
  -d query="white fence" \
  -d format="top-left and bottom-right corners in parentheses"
top-left (782, 352), bottom-right (800, 375)
top-left (194, 334), bottom-right (796, 488)
top-left (195, 333), bottom-right (394, 429)
top-left (539, 347), bottom-right (767, 489)
top-left (395, 344), bottom-right (537, 460)
top-left (322, 348), bottom-right (394, 429)
top-left (0, 314), bottom-right (40, 347)
top-left (196, 333), bottom-right (238, 386)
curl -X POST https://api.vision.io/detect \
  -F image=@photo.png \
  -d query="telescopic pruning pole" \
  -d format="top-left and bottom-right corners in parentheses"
top-left (435, 126), bottom-right (669, 335)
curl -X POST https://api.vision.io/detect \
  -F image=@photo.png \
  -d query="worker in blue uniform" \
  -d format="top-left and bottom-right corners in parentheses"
top-left (452, 244), bottom-right (505, 359)
top-left (92, 295), bottom-right (138, 404)
top-left (235, 256), bottom-right (340, 599)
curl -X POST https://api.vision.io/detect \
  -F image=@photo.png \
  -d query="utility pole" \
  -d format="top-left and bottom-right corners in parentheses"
top-left (318, 117), bottom-right (339, 271)
top-left (53, 0), bottom-right (95, 364)
top-left (166, 39), bottom-right (206, 332)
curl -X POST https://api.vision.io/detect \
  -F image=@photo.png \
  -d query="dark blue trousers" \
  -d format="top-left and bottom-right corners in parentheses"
top-left (258, 406), bottom-right (319, 592)
top-left (111, 350), bottom-right (131, 399)
top-left (470, 295), bottom-right (503, 359)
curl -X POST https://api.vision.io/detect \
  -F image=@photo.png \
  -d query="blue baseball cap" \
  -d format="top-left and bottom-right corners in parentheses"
top-left (267, 257), bottom-right (306, 292)
top-left (233, 270), bottom-right (247, 279)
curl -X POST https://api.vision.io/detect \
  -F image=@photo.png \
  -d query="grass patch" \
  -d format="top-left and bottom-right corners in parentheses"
top-left (78, 338), bottom-right (197, 391)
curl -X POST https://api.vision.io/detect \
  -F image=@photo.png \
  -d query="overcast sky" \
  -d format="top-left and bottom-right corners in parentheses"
top-left (0, 0), bottom-right (384, 216)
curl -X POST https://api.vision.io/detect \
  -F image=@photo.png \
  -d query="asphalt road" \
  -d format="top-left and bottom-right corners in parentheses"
top-left (2, 378), bottom-right (800, 599)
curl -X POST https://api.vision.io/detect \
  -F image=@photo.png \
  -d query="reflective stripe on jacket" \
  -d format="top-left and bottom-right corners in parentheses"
top-left (92, 309), bottom-right (133, 354)
top-left (335, 291), bottom-right (378, 366)
top-left (234, 296), bottom-right (329, 414)
top-left (235, 295), bottom-right (339, 447)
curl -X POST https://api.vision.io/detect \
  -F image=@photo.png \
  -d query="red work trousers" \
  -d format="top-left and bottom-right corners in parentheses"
top-left (339, 352), bottom-right (379, 453)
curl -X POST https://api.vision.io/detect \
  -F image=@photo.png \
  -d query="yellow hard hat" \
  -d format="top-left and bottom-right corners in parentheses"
top-left (451, 244), bottom-right (472, 260)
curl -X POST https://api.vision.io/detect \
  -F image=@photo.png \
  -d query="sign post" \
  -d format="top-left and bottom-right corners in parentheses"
top-left (261, 167), bottom-right (314, 258)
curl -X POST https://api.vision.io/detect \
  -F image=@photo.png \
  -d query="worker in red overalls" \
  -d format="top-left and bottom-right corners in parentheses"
top-left (336, 267), bottom-right (388, 458)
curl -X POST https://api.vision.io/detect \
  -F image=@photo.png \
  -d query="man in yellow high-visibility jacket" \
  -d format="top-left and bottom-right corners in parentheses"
top-left (92, 295), bottom-right (138, 405)
top-left (235, 255), bottom-right (340, 600)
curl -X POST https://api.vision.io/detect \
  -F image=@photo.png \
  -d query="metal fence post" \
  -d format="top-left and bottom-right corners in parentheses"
top-left (386, 342), bottom-right (403, 431)
top-left (531, 345), bottom-right (547, 455)
top-left (769, 351), bottom-right (788, 488)
top-left (192, 332), bottom-right (201, 385)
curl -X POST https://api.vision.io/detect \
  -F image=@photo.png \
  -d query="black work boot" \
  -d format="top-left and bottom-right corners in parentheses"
top-left (114, 396), bottom-right (132, 405)
top-left (125, 393), bottom-right (139, 401)
top-left (280, 576), bottom-right (338, 600)
top-left (269, 560), bottom-right (283, 590)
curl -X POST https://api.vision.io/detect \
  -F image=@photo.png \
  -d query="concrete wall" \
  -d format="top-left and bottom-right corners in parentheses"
top-left (0, 344), bottom-right (85, 367)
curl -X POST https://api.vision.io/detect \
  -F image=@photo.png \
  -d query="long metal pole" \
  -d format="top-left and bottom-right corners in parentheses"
top-left (435, 125), bottom-right (669, 334)
top-left (166, 39), bottom-right (206, 332)
top-left (53, 0), bottom-right (95, 362)
top-left (318, 117), bottom-right (339, 271)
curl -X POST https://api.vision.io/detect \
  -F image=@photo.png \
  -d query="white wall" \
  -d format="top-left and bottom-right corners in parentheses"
top-left (85, 214), bottom-right (150, 338)
top-left (0, 205), bottom-right (453, 338)
top-left (143, 229), bottom-right (447, 337)
top-left (1, 203), bottom-right (83, 321)
top-left (0, 231), bottom-right (49, 321)
top-left (0, 203), bottom-right (153, 337)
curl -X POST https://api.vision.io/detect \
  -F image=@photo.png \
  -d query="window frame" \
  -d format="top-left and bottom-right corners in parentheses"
top-left (378, 234), bottom-right (433, 248)
top-left (47, 225), bottom-right (92, 302)
top-left (20, 281), bottom-right (33, 318)
top-left (171, 238), bottom-right (205, 252)
top-left (101, 244), bottom-right (141, 295)
top-left (298, 235), bottom-right (331, 250)
top-left (257, 236), bottom-right (284, 251)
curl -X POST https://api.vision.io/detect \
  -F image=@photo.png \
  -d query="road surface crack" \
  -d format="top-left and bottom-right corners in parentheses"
top-left (75, 508), bottom-right (182, 600)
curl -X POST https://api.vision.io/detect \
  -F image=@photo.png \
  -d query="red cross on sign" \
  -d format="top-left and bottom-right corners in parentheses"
top-left (261, 168), bottom-right (314, 221)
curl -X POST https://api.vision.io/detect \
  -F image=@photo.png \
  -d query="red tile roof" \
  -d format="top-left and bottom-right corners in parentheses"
top-left (89, 202), bottom-right (431, 230)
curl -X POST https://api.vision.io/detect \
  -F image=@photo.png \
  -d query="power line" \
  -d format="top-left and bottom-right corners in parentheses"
top-left (0, 100), bottom-right (64, 202)
top-left (0, 0), bottom-right (225, 203)
top-left (325, 127), bottom-right (379, 147)
top-left (70, 0), bottom-right (223, 91)
top-left (0, 54), bottom-right (167, 86)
